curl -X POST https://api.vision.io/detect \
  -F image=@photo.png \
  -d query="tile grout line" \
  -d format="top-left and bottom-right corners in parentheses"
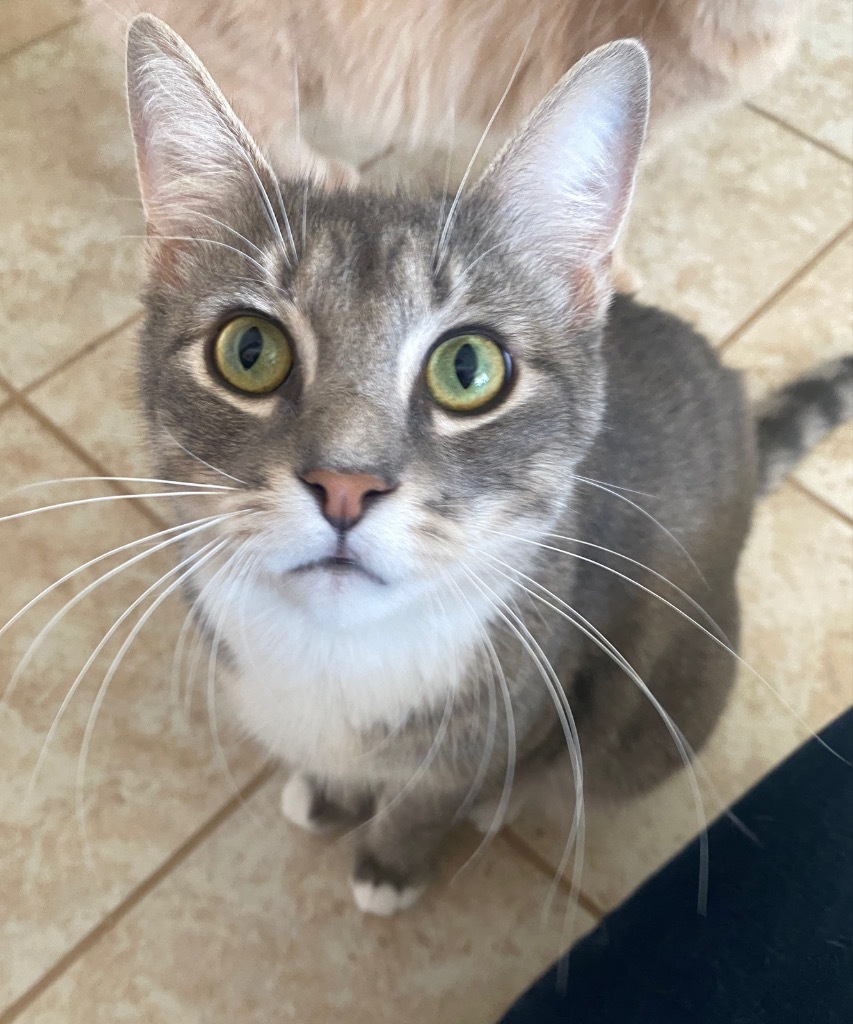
top-left (0, 764), bottom-right (277, 1024)
top-left (746, 102), bottom-right (853, 166)
top-left (716, 221), bottom-right (853, 355)
top-left (22, 311), bottom-right (144, 398)
top-left (3, 391), bottom-right (170, 531)
top-left (0, 13), bottom-right (83, 66)
top-left (788, 477), bottom-right (853, 527)
top-left (500, 829), bottom-right (606, 921)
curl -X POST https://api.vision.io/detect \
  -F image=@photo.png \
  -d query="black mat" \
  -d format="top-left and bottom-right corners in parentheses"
top-left (499, 707), bottom-right (853, 1024)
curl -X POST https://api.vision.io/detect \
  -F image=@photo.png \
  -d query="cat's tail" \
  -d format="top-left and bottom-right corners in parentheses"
top-left (755, 354), bottom-right (853, 495)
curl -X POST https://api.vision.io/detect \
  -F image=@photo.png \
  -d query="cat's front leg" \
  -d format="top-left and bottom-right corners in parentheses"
top-left (350, 785), bottom-right (462, 917)
top-left (281, 772), bottom-right (372, 834)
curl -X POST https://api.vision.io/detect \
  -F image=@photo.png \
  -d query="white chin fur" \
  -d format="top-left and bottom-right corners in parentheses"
top-left (351, 878), bottom-right (425, 916)
top-left (206, 568), bottom-right (502, 774)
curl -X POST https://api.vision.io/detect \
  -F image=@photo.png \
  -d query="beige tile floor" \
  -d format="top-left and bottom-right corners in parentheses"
top-left (0, 3), bottom-right (851, 1022)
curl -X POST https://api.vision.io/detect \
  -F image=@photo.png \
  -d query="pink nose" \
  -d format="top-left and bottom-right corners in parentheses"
top-left (300, 468), bottom-right (392, 529)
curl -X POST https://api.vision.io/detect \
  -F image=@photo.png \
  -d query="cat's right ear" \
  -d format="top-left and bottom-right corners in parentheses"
top-left (474, 40), bottom-right (650, 317)
top-left (125, 14), bottom-right (277, 242)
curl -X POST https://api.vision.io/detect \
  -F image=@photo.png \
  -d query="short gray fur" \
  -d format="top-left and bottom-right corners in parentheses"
top-left (125, 16), bottom-right (853, 906)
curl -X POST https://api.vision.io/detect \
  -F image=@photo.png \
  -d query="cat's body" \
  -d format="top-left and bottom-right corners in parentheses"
top-left (125, 17), bottom-right (851, 913)
top-left (100, 0), bottom-right (808, 175)
top-left (203, 292), bottom-right (752, 796)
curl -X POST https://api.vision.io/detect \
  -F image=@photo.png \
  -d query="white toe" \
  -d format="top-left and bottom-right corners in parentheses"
top-left (281, 773), bottom-right (322, 832)
top-left (350, 878), bottom-right (424, 916)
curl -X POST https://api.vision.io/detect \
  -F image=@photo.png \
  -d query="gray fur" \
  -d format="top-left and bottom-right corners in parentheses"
top-left (124, 16), bottom-right (850, 904)
top-left (755, 355), bottom-right (853, 494)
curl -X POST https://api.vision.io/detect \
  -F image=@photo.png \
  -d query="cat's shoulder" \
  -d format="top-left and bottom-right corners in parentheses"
top-left (607, 293), bottom-right (713, 357)
top-left (605, 293), bottom-right (739, 393)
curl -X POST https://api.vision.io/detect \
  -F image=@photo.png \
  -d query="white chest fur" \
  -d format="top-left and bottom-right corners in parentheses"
top-left (199, 575), bottom-right (489, 779)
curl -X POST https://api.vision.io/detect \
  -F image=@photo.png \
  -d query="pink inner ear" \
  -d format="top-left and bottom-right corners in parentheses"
top-left (473, 41), bottom-right (649, 275)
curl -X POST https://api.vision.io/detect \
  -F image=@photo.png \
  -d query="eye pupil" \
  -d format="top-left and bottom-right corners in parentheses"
top-left (454, 343), bottom-right (477, 389)
top-left (238, 326), bottom-right (264, 369)
top-left (425, 332), bottom-right (508, 413)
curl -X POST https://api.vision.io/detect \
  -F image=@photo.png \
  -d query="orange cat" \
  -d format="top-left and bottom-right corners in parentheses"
top-left (93, 0), bottom-right (808, 181)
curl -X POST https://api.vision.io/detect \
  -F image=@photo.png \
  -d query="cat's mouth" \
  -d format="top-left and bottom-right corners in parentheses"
top-left (292, 555), bottom-right (386, 586)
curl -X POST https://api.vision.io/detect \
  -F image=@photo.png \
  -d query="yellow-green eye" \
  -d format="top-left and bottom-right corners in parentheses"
top-left (425, 333), bottom-right (509, 412)
top-left (213, 315), bottom-right (293, 394)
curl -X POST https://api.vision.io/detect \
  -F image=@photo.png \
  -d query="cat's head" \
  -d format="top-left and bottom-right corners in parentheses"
top-left (126, 15), bottom-right (648, 630)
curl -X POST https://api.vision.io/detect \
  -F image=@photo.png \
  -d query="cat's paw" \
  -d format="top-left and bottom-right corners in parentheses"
top-left (350, 854), bottom-right (425, 916)
top-left (350, 878), bottom-right (425, 916)
top-left (280, 773), bottom-right (332, 834)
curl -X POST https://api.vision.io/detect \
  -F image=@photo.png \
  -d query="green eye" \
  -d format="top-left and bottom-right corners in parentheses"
top-left (425, 333), bottom-right (509, 412)
top-left (213, 315), bottom-right (293, 394)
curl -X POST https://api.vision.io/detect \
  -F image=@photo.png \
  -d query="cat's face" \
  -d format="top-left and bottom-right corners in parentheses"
top-left (140, 189), bottom-right (606, 626)
top-left (128, 17), bottom-right (648, 630)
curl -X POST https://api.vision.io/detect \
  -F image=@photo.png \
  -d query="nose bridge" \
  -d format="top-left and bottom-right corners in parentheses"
top-left (298, 389), bottom-right (404, 479)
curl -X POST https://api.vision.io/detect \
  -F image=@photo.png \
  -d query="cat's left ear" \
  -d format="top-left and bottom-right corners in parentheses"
top-left (474, 39), bottom-right (650, 311)
top-left (125, 14), bottom-right (279, 243)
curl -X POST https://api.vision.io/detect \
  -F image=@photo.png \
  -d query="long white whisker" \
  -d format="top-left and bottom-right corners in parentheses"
top-left (0, 490), bottom-right (231, 526)
top-left (170, 586), bottom-right (200, 713)
top-left (573, 474), bottom-right (707, 585)
top-left (270, 174), bottom-right (298, 267)
top-left (162, 430), bottom-right (249, 486)
top-left (484, 553), bottom-right (711, 913)
top-left (233, 142), bottom-right (294, 270)
top-left (26, 537), bottom-right (222, 806)
top-left (300, 181), bottom-right (309, 256)
top-left (70, 540), bottom-right (228, 855)
top-left (449, 578), bottom-right (503, 825)
top-left (442, 571), bottom-right (516, 877)
top-left (10, 476), bottom-right (234, 494)
top-left (183, 544), bottom-right (248, 717)
top-left (121, 234), bottom-right (276, 281)
top-left (364, 657), bottom-right (456, 831)
top-left (497, 532), bottom-right (849, 766)
top-left (431, 108), bottom-right (457, 268)
top-left (4, 513), bottom-right (241, 703)
top-left (0, 514), bottom-right (226, 644)
top-left (572, 474), bottom-right (657, 499)
top-left (204, 542), bottom-right (259, 806)
top-left (494, 527), bottom-right (730, 645)
top-left (433, 36), bottom-right (531, 273)
top-left (461, 565), bottom-right (586, 933)
top-left (162, 208), bottom-right (268, 259)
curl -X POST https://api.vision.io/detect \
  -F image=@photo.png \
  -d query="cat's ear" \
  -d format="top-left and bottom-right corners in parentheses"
top-left (474, 39), bottom-right (649, 309)
top-left (125, 14), bottom-right (277, 240)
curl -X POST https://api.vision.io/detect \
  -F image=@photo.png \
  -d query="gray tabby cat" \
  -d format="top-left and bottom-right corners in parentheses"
top-left (125, 15), bottom-right (853, 914)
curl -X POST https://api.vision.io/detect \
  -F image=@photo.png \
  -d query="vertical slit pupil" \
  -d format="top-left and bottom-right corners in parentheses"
top-left (454, 343), bottom-right (478, 389)
top-left (238, 326), bottom-right (264, 369)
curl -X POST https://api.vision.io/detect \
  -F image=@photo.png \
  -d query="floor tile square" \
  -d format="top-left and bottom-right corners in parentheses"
top-left (624, 106), bottom-right (851, 343)
top-left (29, 319), bottom-right (150, 483)
top-left (0, 23), bottom-right (142, 389)
top-left (1, 0), bottom-right (80, 60)
top-left (752, 0), bottom-right (853, 160)
top-left (0, 409), bottom-right (264, 1006)
top-left (13, 783), bottom-right (593, 1024)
